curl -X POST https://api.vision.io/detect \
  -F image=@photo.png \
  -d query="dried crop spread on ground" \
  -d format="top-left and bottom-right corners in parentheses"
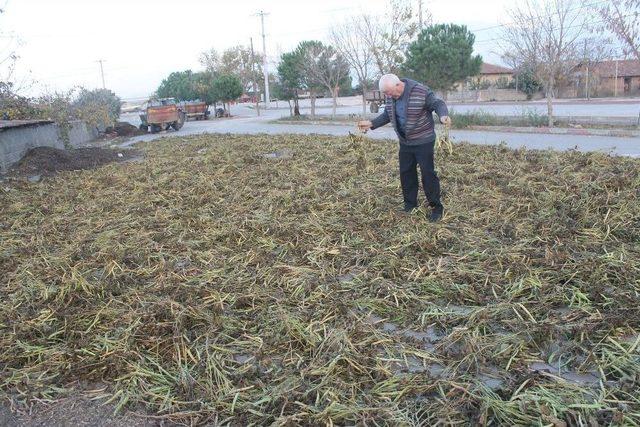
top-left (1, 133), bottom-right (639, 425)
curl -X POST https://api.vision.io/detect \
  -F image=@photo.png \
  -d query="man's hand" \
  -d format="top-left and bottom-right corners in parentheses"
top-left (357, 120), bottom-right (373, 133)
top-left (440, 116), bottom-right (452, 127)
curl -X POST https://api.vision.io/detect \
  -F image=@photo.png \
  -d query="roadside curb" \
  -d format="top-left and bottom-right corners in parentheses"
top-left (465, 125), bottom-right (640, 138)
top-left (272, 120), bottom-right (354, 126)
top-left (272, 120), bottom-right (640, 138)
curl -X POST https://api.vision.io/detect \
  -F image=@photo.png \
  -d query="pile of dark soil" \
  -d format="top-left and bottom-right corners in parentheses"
top-left (7, 146), bottom-right (141, 177)
top-left (106, 121), bottom-right (146, 137)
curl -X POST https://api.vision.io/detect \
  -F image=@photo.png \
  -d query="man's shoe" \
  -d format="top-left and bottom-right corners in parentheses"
top-left (428, 205), bottom-right (444, 222)
top-left (401, 204), bottom-right (417, 213)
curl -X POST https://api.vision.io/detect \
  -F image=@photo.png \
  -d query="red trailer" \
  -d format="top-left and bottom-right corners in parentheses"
top-left (179, 101), bottom-right (210, 121)
top-left (365, 90), bottom-right (385, 113)
top-left (139, 98), bottom-right (185, 133)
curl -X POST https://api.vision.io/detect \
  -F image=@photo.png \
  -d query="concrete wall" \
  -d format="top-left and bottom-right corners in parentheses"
top-left (445, 88), bottom-right (529, 102)
top-left (481, 74), bottom-right (513, 85)
top-left (68, 121), bottom-right (100, 148)
top-left (558, 87), bottom-right (578, 99)
top-left (460, 74), bottom-right (514, 90)
top-left (0, 122), bottom-right (62, 173)
top-left (596, 76), bottom-right (640, 97)
top-left (562, 76), bottom-right (640, 98)
top-left (0, 120), bottom-right (99, 173)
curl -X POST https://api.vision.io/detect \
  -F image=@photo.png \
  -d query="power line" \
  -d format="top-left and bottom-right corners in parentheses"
top-left (268, 0), bottom-right (610, 42)
top-left (270, 27), bottom-right (328, 37)
top-left (38, 64), bottom-right (135, 82)
top-left (468, 0), bottom-right (609, 34)
top-left (473, 11), bottom-right (635, 45)
top-left (317, 6), bottom-right (360, 14)
top-left (264, 0), bottom-right (607, 44)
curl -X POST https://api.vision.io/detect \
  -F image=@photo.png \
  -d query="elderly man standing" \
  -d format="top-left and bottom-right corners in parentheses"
top-left (358, 74), bottom-right (451, 222)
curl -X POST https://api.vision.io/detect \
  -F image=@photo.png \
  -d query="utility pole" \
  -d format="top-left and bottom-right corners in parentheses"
top-left (585, 65), bottom-right (590, 100)
top-left (97, 59), bottom-right (106, 89)
top-left (614, 59), bottom-right (619, 97)
top-left (250, 38), bottom-right (260, 116)
top-left (418, 0), bottom-right (423, 29)
top-left (256, 10), bottom-right (270, 108)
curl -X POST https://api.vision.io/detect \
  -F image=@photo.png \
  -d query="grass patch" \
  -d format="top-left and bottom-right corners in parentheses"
top-left (449, 109), bottom-right (639, 130)
top-left (449, 109), bottom-right (549, 128)
top-left (1, 134), bottom-right (639, 424)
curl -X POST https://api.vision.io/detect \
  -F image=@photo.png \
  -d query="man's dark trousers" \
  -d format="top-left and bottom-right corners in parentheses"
top-left (398, 142), bottom-right (442, 209)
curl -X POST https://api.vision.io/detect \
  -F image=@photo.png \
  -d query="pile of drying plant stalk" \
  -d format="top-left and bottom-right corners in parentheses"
top-left (1, 133), bottom-right (639, 425)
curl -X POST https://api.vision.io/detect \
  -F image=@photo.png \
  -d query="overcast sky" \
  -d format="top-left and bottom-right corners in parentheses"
top-left (2, 0), bottom-right (512, 100)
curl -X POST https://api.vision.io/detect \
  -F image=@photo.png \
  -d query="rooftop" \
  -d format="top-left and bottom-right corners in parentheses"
top-left (480, 63), bottom-right (513, 75)
top-left (591, 59), bottom-right (640, 78)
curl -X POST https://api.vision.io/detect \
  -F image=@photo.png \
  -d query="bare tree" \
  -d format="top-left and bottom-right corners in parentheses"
top-left (199, 48), bottom-right (221, 73)
top-left (360, 0), bottom-right (425, 75)
top-left (501, 0), bottom-right (594, 126)
top-left (299, 42), bottom-right (350, 119)
top-left (599, 0), bottom-right (640, 61)
top-left (330, 17), bottom-right (374, 117)
top-left (0, 6), bottom-right (32, 97)
top-left (576, 36), bottom-right (614, 99)
top-left (217, 46), bottom-right (264, 96)
top-left (0, 51), bottom-right (18, 85)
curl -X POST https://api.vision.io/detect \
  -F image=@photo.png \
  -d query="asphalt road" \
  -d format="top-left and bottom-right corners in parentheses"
top-left (119, 101), bottom-right (640, 157)
top-left (243, 96), bottom-right (640, 118)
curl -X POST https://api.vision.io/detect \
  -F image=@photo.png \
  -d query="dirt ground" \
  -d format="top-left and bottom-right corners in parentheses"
top-left (0, 396), bottom-right (158, 427)
top-left (3, 146), bottom-right (142, 179)
top-left (1, 133), bottom-right (638, 424)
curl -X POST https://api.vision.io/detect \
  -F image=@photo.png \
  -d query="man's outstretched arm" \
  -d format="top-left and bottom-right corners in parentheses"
top-left (358, 108), bottom-right (389, 132)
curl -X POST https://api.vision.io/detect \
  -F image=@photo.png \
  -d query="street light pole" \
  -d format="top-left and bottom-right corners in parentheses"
top-left (250, 37), bottom-right (260, 116)
top-left (256, 10), bottom-right (270, 109)
top-left (614, 60), bottom-right (619, 97)
top-left (97, 59), bottom-right (106, 89)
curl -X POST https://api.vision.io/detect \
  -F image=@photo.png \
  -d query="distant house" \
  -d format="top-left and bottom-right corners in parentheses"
top-left (478, 63), bottom-right (514, 84)
top-left (458, 62), bottom-right (514, 90)
top-left (570, 59), bottom-right (640, 97)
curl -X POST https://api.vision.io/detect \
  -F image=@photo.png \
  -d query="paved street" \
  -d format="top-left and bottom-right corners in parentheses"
top-left (236, 96), bottom-right (640, 117)
top-left (119, 100), bottom-right (640, 157)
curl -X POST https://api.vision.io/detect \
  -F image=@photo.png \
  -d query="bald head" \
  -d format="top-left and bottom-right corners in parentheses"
top-left (379, 74), bottom-right (405, 99)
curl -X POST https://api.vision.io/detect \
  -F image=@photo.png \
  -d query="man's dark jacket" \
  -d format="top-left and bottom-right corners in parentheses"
top-left (371, 78), bottom-right (448, 146)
